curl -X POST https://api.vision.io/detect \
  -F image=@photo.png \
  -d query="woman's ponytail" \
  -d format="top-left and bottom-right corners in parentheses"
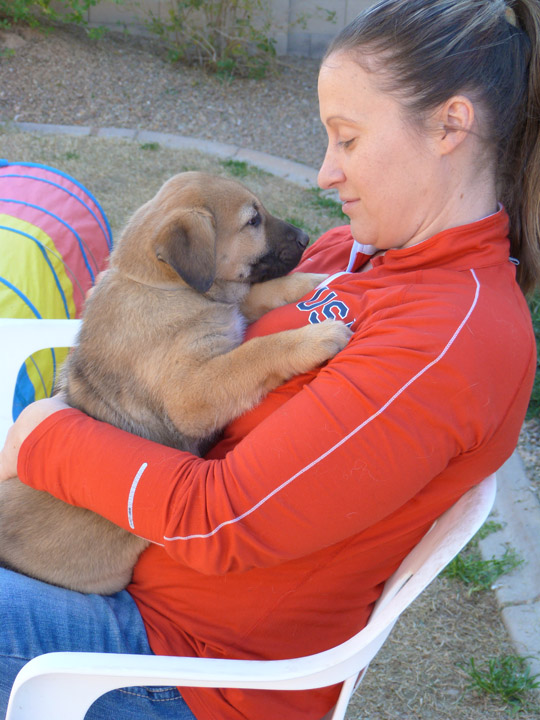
top-left (506, 0), bottom-right (540, 294)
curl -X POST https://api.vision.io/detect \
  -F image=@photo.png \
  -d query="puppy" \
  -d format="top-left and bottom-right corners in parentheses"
top-left (0, 172), bottom-right (352, 594)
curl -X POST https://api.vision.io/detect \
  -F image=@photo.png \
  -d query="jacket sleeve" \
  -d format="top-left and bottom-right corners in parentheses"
top-left (18, 297), bottom-right (496, 576)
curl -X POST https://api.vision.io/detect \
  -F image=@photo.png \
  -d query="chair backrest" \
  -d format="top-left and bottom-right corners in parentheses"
top-left (0, 318), bottom-right (81, 445)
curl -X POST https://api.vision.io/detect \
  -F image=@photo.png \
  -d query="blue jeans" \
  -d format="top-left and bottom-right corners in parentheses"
top-left (0, 568), bottom-right (197, 720)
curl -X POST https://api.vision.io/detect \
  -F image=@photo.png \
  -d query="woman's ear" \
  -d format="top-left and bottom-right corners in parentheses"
top-left (436, 95), bottom-right (476, 155)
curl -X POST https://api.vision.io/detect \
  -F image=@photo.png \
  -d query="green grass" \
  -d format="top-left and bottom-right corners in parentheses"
top-left (218, 158), bottom-right (271, 180)
top-left (220, 159), bottom-right (250, 177)
top-left (442, 521), bottom-right (522, 594)
top-left (140, 142), bottom-right (160, 152)
top-left (464, 655), bottom-right (540, 713)
top-left (307, 187), bottom-right (345, 219)
top-left (442, 545), bottom-right (522, 594)
top-left (475, 519), bottom-right (504, 540)
top-left (284, 216), bottom-right (311, 234)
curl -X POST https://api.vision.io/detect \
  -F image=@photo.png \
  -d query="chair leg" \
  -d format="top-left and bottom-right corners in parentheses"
top-left (321, 673), bottom-right (360, 720)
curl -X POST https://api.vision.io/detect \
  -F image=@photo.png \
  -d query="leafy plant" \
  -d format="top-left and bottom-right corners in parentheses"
top-left (143, 0), bottom-right (331, 78)
top-left (144, 0), bottom-right (278, 78)
top-left (464, 655), bottom-right (540, 711)
top-left (0, 0), bottom-right (48, 27)
top-left (0, 0), bottom-right (120, 32)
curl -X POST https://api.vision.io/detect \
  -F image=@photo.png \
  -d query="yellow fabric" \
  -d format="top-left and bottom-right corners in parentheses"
top-left (0, 213), bottom-right (75, 400)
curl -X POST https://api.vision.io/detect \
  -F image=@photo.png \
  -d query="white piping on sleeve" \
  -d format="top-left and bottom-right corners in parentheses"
top-left (164, 269), bottom-right (481, 543)
top-left (127, 462), bottom-right (148, 530)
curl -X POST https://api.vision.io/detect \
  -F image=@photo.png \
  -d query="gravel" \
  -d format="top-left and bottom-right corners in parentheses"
top-left (0, 23), bottom-right (327, 168)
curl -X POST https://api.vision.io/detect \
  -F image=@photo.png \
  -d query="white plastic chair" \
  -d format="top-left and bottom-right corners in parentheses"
top-left (0, 318), bottom-right (497, 720)
top-left (0, 318), bottom-right (81, 445)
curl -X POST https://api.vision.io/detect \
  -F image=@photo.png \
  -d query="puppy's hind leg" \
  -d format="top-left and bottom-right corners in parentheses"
top-left (0, 478), bottom-right (148, 594)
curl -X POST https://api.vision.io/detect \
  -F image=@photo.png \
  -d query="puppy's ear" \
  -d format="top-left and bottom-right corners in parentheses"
top-left (155, 209), bottom-right (216, 293)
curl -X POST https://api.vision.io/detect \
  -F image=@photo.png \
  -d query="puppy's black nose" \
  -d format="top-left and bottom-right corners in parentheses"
top-left (295, 230), bottom-right (310, 249)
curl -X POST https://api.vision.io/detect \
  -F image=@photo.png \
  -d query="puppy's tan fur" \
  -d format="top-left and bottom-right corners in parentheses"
top-left (0, 172), bottom-right (351, 594)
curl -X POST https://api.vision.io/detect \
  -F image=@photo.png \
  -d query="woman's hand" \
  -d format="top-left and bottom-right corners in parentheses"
top-left (0, 396), bottom-right (71, 482)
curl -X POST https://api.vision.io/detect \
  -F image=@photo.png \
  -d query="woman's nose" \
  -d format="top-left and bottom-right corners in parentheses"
top-left (318, 148), bottom-right (345, 190)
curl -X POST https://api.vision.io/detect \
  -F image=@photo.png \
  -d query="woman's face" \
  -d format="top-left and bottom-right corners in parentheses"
top-left (318, 52), bottom-right (445, 250)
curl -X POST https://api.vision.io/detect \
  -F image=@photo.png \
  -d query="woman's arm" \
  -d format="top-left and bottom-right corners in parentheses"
top-left (13, 328), bottom-right (470, 575)
top-left (8, 269), bottom-right (534, 576)
top-left (0, 396), bottom-right (71, 482)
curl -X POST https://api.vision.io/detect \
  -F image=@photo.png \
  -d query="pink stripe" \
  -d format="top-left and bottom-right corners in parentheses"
top-left (0, 165), bottom-right (110, 316)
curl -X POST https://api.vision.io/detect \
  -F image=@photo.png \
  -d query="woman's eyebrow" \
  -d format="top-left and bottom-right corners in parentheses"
top-left (325, 114), bottom-right (362, 126)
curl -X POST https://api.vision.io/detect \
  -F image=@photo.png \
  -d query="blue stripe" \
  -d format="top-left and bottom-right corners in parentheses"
top-left (0, 160), bottom-right (113, 249)
top-left (0, 225), bottom-right (71, 318)
top-left (0, 199), bottom-right (95, 282)
top-left (0, 173), bottom-right (111, 251)
top-left (0, 276), bottom-right (57, 413)
top-left (0, 276), bottom-right (42, 318)
top-left (12, 362), bottom-right (36, 420)
top-left (29, 352), bottom-right (52, 400)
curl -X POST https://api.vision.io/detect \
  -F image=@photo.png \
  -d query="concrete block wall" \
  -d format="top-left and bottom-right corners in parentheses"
top-left (60, 0), bottom-right (375, 58)
top-left (285, 0), bottom-right (372, 57)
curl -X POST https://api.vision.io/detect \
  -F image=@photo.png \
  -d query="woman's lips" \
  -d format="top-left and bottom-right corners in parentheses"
top-left (341, 199), bottom-right (359, 214)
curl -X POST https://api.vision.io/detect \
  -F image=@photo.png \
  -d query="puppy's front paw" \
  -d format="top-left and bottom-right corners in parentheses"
top-left (294, 319), bottom-right (353, 371)
top-left (286, 272), bottom-right (328, 299)
top-left (242, 273), bottom-right (329, 321)
top-left (308, 318), bottom-right (353, 355)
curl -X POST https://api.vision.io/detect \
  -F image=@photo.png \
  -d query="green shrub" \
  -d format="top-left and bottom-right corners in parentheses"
top-left (0, 0), bottom-right (120, 32)
top-left (144, 0), bottom-right (278, 78)
top-left (0, 0), bottom-right (49, 27)
top-left (143, 0), bottom-right (330, 78)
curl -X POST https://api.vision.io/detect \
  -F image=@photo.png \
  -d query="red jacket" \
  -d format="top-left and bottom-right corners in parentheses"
top-left (19, 209), bottom-right (536, 720)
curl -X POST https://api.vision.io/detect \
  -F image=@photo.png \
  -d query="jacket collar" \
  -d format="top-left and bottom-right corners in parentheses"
top-left (347, 208), bottom-right (512, 274)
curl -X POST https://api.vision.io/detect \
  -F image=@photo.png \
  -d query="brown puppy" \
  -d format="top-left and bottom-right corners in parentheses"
top-left (0, 172), bottom-right (352, 594)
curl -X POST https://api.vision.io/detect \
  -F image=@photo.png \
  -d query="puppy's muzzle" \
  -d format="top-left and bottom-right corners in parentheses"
top-left (249, 222), bottom-right (310, 284)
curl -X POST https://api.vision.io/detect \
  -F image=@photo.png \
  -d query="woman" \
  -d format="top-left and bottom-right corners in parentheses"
top-left (1, 1), bottom-right (538, 719)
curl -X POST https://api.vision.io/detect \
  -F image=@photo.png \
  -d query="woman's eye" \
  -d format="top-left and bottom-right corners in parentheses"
top-left (247, 212), bottom-right (261, 227)
top-left (338, 138), bottom-right (356, 149)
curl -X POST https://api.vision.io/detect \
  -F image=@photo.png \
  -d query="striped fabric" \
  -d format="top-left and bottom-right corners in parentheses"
top-left (0, 160), bottom-right (112, 419)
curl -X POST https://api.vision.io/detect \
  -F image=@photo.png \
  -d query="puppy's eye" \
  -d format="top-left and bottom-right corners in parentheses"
top-left (247, 212), bottom-right (261, 228)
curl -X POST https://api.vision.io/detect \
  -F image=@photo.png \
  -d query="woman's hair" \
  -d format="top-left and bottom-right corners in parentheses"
top-left (325, 0), bottom-right (540, 295)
